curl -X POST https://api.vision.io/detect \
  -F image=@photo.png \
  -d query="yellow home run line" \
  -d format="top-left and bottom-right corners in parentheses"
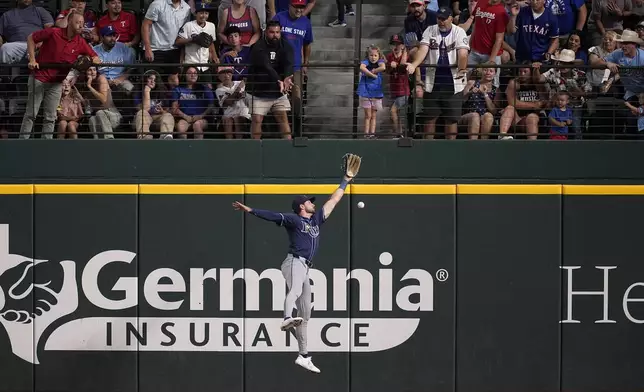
top-left (0, 184), bottom-right (643, 195)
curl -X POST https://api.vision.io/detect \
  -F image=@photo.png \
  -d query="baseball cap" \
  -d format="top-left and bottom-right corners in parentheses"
top-left (291, 0), bottom-right (307, 6)
top-left (292, 195), bottom-right (316, 212)
top-left (409, 0), bottom-right (424, 5)
top-left (100, 25), bottom-right (117, 36)
top-left (390, 34), bottom-right (404, 44)
top-left (436, 6), bottom-right (452, 18)
top-left (217, 65), bottom-right (234, 73)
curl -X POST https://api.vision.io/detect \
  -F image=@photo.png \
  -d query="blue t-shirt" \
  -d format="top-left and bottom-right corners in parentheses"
top-left (272, 11), bottom-right (313, 71)
top-left (171, 85), bottom-right (214, 116)
top-left (604, 48), bottom-right (644, 99)
top-left (434, 29), bottom-right (454, 91)
top-left (549, 106), bottom-right (573, 134)
top-left (278, 207), bottom-right (326, 262)
top-left (514, 6), bottom-right (559, 62)
top-left (637, 107), bottom-right (644, 132)
top-left (221, 46), bottom-right (252, 81)
top-left (576, 49), bottom-right (588, 65)
top-left (357, 59), bottom-right (385, 98)
top-left (545, 0), bottom-right (584, 36)
top-left (93, 42), bottom-right (135, 80)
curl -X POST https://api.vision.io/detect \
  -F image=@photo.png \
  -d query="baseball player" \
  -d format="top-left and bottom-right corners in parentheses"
top-left (231, 154), bottom-right (361, 373)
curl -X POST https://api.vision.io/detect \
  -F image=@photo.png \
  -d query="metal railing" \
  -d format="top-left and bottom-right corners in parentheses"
top-left (0, 61), bottom-right (642, 140)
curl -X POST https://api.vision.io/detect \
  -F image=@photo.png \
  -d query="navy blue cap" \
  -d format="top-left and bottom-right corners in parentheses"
top-left (292, 195), bottom-right (316, 212)
top-left (436, 6), bottom-right (452, 18)
top-left (196, 0), bottom-right (215, 11)
top-left (100, 25), bottom-right (117, 36)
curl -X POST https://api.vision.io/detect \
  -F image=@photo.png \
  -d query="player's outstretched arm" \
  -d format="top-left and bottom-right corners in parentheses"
top-left (232, 201), bottom-right (285, 224)
top-left (322, 175), bottom-right (352, 220)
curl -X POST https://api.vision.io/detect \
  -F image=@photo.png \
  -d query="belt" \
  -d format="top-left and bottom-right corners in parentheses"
top-left (288, 253), bottom-right (312, 268)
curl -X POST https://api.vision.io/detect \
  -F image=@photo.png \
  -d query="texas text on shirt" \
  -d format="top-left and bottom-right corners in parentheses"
top-left (250, 207), bottom-right (327, 263)
top-left (31, 27), bottom-right (98, 83)
top-left (513, 4), bottom-right (559, 62)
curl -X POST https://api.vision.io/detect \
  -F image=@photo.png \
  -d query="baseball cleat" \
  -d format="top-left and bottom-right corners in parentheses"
top-left (280, 317), bottom-right (303, 331)
top-left (295, 355), bottom-right (321, 373)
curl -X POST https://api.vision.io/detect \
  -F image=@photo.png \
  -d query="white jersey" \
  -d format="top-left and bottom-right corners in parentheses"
top-left (420, 24), bottom-right (470, 94)
top-left (215, 81), bottom-right (251, 119)
top-left (178, 20), bottom-right (217, 71)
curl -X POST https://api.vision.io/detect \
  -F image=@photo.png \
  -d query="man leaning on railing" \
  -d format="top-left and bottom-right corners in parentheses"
top-left (20, 12), bottom-right (100, 140)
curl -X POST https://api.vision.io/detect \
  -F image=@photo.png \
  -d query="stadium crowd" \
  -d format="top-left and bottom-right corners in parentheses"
top-left (0, 0), bottom-right (642, 139)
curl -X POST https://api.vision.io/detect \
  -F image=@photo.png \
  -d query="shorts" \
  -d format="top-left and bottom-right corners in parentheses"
top-left (392, 95), bottom-right (408, 108)
top-left (245, 94), bottom-right (291, 116)
top-left (421, 89), bottom-right (463, 124)
top-left (360, 97), bottom-right (383, 111)
top-left (549, 131), bottom-right (568, 140)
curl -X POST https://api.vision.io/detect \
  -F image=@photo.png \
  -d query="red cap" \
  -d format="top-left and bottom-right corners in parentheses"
top-left (291, 0), bottom-right (306, 6)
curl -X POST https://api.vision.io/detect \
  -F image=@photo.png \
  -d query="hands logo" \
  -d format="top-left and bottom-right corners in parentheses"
top-left (0, 224), bottom-right (78, 364)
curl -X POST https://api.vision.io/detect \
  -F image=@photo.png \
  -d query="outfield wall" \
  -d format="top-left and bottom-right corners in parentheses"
top-left (0, 183), bottom-right (642, 392)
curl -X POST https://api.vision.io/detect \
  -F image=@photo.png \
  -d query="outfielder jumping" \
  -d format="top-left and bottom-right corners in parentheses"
top-left (232, 153), bottom-right (362, 373)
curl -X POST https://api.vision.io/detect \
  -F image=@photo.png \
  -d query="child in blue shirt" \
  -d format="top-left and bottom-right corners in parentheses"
top-left (357, 45), bottom-right (386, 138)
top-left (548, 91), bottom-right (573, 140)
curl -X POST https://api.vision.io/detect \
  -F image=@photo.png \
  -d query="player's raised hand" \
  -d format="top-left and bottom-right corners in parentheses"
top-left (232, 201), bottom-right (251, 212)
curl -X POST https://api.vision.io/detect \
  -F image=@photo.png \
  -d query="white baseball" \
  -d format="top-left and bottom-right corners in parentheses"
top-left (357, 202), bottom-right (365, 209)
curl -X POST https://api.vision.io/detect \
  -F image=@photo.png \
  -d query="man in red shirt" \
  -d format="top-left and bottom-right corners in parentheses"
top-left (55, 0), bottom-right (99, 44)
top-left (94, 0), bottom-right (140, 50)
top-left (19, 12), bottom-right (100, 139)
top-left (467, 0), bottom-right (507, 87)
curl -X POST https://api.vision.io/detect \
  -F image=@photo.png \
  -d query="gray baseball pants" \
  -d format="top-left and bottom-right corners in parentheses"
top-left (281, 254), bottom-right (312, 355)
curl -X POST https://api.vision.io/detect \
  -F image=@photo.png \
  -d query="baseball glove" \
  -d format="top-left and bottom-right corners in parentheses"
top-left (341, 153), bottom-right (362, 178)
top-left (72, 55), bottom-right (93, 72)
top-left (193, 32), bottom-right (214, 48)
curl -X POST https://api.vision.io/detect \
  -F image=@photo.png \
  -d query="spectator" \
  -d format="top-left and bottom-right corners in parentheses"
top-left (598, 29), bottom-right (644, 135)
top-left (176, 2), bottom-right (219, 89)
top-left (94, 0), bottom-right (140, 52)
top-left (141, 0), bottom-right (191, 73)
top-left (133, 69), bottom-right (174, 139)
top-left (56, 79), bottom-right (84, 139)
top-left (544, 0), bottom-right (587, 43)
top-left (587, 30), bottom-right (618, 91)
top-left (246, 20), bottom-right (294, 139)
top-left (171, 66), bottom-right (215, 139)
top-left (637, 20), bottom-right (644, 39)
top-left (0, 0), bottom-right (54, 65)
top-left (498, 62), bottom-right (548, 140)
top-left (270, 0), bottom-right (317, 16)
top-left (218, 0), bottom-right (267, 31)
top-left (93, 25), bottom-right (136, 96)
top-left (328, 0), bottom-right (354, 27)
top-left (80, 65), bottom-right (122, 139)
top-left (508, 0), bottom-right (560, 63)
top-left (55, 0), bottom-right (98, 45)
top-left (357, 45), bottom-right (386, 138)
top-left (624, 92), bottom-right (644, 132)
top-left (273, 0), bottom-right (313, 137)
top-left (386, 34), bottom-right (410, 136)
top-left (404, 0), bottom-right (438, 86)
top-left (468, 0), bottom-right (508, 88)
top-left (220, 26), bottom-right (252, 80)
top-left (548, 90), bottom-right (573, 139)
top-left (19, 12), bottom-right (99, 139)
top-left (460, 67), bottom-right (501, 138)
top-left (590, 0), bottom-right (633, 47)
top-left (217, 0), bottom-right (261, 49)
top-left (563, 31), bottom-right (587, 65)
top-left (406, 6), bottom-right (469, 140)
top-left (215, 65), bottom-right (250, 138)
top-left (535, 48), bottom-right (591, 138)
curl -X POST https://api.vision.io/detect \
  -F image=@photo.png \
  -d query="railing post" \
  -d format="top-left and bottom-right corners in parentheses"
top-left (351, 0), bottom-right (363, 137)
